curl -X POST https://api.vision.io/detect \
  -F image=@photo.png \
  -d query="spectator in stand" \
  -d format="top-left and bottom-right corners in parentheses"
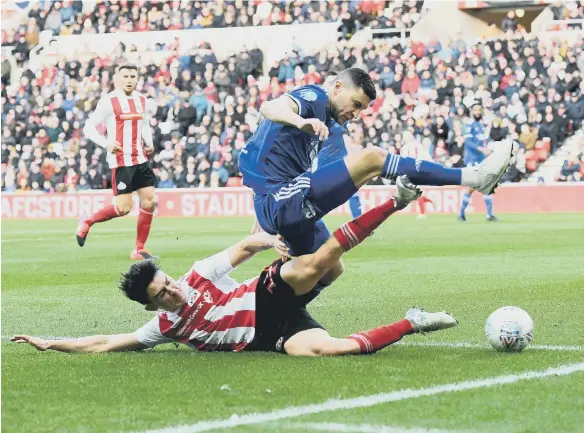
top-left (157, 170), bottom-right (175, 189)
top-left (539, 112), bottom-right (561, 153)
top-left (558, 153), bottom-right (582, 182)
top-left (501, 11), bottom-right (519, 33)
top-left (3, 2), bottom-right (584, 194)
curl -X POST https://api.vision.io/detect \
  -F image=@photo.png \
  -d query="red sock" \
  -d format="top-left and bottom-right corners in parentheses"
top-left (333, 198), bottom-right (397, 251)
top-left (87, 205), bottom-right (120, 226)
top-left (348, 319), bottom-right (414, 354)
top-left (136, 207), bottom-right (154, 250)
top-left (418, 196), bottom-right (433, 215)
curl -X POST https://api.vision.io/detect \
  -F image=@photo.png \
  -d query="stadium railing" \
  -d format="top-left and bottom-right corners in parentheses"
top-left (28, 22), bottom-right (340, 77)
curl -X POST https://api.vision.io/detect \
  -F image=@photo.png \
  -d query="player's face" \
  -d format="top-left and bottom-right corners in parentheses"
top-left (118, 69), bottom-right (138, 94)
top-left (147, 271), bottom-right (185, 311)
top-left (330, 80), bottom-right (371, 124)
top-left (472, 105), bottom-right (482, 118)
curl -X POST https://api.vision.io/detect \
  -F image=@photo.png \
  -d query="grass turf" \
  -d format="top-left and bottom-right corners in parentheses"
top-left (2, 213), bottom-right (584, 433)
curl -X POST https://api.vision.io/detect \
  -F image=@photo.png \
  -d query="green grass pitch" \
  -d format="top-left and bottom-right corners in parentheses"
top-left (2, 213), bottom-right (584, 433)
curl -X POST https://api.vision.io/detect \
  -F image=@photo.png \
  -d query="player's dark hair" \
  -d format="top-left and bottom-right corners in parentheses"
top-left (118, 64), bottom-right (138, 73)
top-left (326, 70), bottom-right (339, 78)
top-left (118, 260), bottom-right (159, 305)
top-left (338, 67), bottom-right (376, 101)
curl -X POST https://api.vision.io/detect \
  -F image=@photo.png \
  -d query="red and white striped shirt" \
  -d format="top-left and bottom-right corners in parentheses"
top-left (134, 251), bottom-right (260, 352)
top-left (83, 89), bottom-right (153, 169)
top-left (399, 140), bottom-right (432, 161)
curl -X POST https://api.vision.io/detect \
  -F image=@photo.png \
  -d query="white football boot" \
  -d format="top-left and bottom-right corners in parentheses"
top-left (405, 307), bottom-right (458, 333)
top-left (472, 140), bottom-right (519, 194)
top-left (394, 175), bottom-right (422, 210)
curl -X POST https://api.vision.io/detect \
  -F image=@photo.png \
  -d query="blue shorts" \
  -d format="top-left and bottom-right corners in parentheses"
top-left (254, 159), bottom-right (357, 256)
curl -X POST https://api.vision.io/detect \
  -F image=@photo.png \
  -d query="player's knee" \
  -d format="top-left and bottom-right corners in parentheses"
top-left (117, 202), bottom-right (132, 216)
top-left (360, 147), bottom-right (386, 170)
top-left (320, 259), bottom-right (344, 285)
top-left (141, 196), bottom-right (157, 212)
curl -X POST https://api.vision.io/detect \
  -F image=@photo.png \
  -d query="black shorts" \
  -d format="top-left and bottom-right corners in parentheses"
top-left (250, 259), bottom-right (325, 354)
top-left (111, 162), bottom-right (156, 196)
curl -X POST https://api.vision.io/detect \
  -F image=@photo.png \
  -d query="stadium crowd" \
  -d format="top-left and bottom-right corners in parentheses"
top-left (2, 0), bottom-right (426, 58)
top-left (1, 1), bottom-right (584, 193)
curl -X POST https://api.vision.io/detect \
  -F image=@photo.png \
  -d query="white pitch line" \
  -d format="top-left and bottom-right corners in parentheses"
top-left (395, 341), bottom-right (584, 352)
top-left (3, 336), bottom-right (583, 352)
top-left (287, 422), bottom-right (466, 433)
top-left (133, 362), bottom-right (584, 433)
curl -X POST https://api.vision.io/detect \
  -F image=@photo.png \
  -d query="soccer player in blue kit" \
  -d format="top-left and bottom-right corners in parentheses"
top-left (239, 68), bottom-right (516, 301)
top-left (459, 103), bottom-right (499, 222)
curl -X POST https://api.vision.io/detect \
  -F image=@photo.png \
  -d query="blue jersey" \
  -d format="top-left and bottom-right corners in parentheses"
top-left (462, 118), bottom-right (488, 165)
top-left (239, 85), bottom-right (333, 194)
top-left (317, 122), bottom-right (348, 168)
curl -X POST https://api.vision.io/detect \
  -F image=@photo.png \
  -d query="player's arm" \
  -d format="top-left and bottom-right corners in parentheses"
top-left (83, 98), bottom-right (122, 153)
top-left (193, 232), bottom-right (290, 282)
top-left (10, 333), bottom-right (147, 353)
top-left (141, 107), bottom-right (154, 154)
top-left (260, 94), bottom-right (329, 140)
top-left (228, 232), bottom-right (290, 266)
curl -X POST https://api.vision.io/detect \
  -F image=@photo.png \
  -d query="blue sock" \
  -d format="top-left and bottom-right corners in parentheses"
top-left (459, 192), bottom-right (471, 217)
top-left (349, 193), bottom-right (362, 218)
top-left (383, 154), bottom-right (462, 186)
top-left (484, 195), bottom-right (493, 218)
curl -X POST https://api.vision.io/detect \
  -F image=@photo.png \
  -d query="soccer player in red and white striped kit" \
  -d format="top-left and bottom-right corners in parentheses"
top-left (78, 64), bottom-right (157, 260)
top-left (13, 176), bottom-right (458, 356)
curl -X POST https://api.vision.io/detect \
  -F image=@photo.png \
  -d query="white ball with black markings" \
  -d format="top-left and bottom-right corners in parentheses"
top-left (485, 306), bottom-right (534, 353)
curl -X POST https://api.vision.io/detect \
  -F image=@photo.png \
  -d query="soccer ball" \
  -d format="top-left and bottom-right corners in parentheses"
top-left (485, 306), bottom-right (534, 353)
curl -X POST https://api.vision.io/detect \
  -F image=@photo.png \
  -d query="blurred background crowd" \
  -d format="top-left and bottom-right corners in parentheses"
top-left (1, 0), bottom-right (583, 193)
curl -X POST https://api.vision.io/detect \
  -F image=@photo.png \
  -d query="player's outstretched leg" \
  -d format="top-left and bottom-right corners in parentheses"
top-left (131, 186), bottom-right (157, 260)
top-left (76, 198), bottom-right (131, 247)
top-left (417, 195), bottom-right (433, 219)
top-left (484, 194), bottom-right (498, 221)
top-left (280, 176), bottom-right (420, 295)
top-left (284, 307), bottom-right (458, 356)
top-left (382, 140), bottom-right (517, 193)
top-left (339, 140), bottom-right (517, 195)
top-left (458, 188), bottom-right (472, 222)
top-left (306, 141), bottom-right (518, 226)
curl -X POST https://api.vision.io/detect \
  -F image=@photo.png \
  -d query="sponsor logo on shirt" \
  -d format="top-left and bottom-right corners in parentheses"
top-left (119, 113), bottom-right (144, 121)
top-left (299, 89), bottom-right (317, 101)
top-left (187, 289), bottom-right (201, 307)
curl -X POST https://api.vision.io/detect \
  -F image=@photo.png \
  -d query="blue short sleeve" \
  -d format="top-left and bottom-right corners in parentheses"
top-left (286, 86), bottom-right (329, 122)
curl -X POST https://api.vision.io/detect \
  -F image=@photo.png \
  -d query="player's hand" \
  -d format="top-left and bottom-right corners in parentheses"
top-left (144, 145), bottom-right (154, 155)
top-left (273, 235), bottom-right (291, 263)
top-left (250, 219), bottom-right (264, 234)
top-left (10, 335), bottom-right (50, 351)
top-left (298, 118), bottom-right (329, 141)
top-left (106, 141), bottom-right (123, 153)
top-left (249, 232), bottom-right (291, 261)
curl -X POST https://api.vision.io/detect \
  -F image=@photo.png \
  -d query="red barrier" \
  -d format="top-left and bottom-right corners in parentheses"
top-left (2, 184), bottom-right (584, 219)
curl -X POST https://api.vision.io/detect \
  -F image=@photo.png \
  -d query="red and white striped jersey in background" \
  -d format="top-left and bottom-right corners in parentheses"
top-left (399, 140), bottom-right (432, 161)
top-left (83, 89), bottom-right (152, 169)
top-left (135, 251), bottom-right (260, 352)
